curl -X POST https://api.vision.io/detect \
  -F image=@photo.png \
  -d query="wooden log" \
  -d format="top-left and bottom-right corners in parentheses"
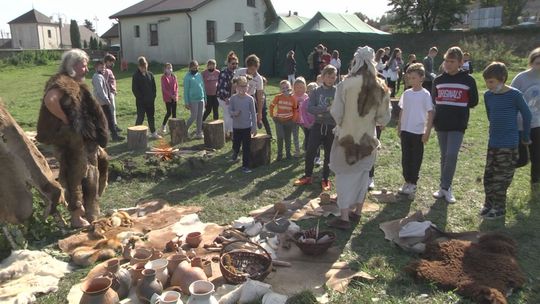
top-left (168, 118), bottom-right (188, 145)
top-left (203, 120), bottom-right (225, 149)
top-left (127, 126), bottom-right (148, 150)
top-left (249, 134), bottom-right (271, 168)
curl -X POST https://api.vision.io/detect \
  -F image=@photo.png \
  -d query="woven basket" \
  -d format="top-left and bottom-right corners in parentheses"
top-left (293, 229), bottom-right (336, 256)
top-left (219, 240), bottom-right (272, 284)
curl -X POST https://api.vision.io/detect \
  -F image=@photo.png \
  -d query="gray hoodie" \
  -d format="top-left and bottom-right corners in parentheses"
top-left (308, 85), bottom-right (336, 125)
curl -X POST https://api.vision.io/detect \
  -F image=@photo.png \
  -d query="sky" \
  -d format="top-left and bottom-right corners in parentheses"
top-left (0, 0), bottom-right (392, 37)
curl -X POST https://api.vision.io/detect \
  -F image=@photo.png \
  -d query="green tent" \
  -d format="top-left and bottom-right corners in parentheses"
top-left (214, 30), bottom-right (249, 68)
top-left (245, 12), bottom-right (392, 78)
top-left (243, 15), bottom-right (308, 75)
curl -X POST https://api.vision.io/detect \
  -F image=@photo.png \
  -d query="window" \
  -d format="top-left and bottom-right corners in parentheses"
top-left (206, 20), bottom-right (216, 44)
top-left (149, 24), bottom-right (158, 46)
top-left (47, 29), bottom-right (51, 38)
top-left (134, 25), bottom-right (140, 38)
top-left (247, 0), bottom-right (255, 7)
top-left (234, 23), bottom-right (244, 32)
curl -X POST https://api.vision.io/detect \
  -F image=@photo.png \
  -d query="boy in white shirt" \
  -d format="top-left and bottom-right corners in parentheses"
top-left (398, 63), bottom-right (434, 194)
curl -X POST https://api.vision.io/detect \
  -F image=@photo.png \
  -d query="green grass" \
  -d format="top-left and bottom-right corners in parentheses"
top-left (0, 62), bottom-right (539, 303)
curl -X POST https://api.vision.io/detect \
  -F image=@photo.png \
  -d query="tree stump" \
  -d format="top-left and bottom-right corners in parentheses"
top-left (203, 120), bottom-right (225, 149)
top-left (390, 97), bottom-right (400, 121)
top-left (127, 126), bottom-right (148, 150)
top-left (168, 118), bottom-right (188, 145)
top-left (249, 134), bottom-right (271, 168)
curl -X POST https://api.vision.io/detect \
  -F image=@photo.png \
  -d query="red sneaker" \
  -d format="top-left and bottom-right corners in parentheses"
top-left (294, 176), bottom-right (312, 186)
top-left (321, 179), bottom-right (331, 191)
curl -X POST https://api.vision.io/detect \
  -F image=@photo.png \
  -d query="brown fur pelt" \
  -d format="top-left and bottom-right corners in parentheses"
top-left (0, 101), bottom-right (65, 224)
top-left (36, 74), bottom-right (109, 224)
top-left (339, 133), bottom-right (379, 165)
top-left (355, 64), bottom-right (387, 118)
top-left (405, 233), bottom-right (526, 304)
top-left (36, 73), bottom-right (108, 147)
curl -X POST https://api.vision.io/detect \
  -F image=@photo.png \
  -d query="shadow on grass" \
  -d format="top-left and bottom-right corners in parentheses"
top-left (424, 198), bottom-right (449, 231)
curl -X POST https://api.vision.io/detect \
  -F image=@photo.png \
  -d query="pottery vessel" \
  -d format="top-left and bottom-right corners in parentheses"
top-left (151, 248), bottom-right (164, 260)
top-left (104, 259), bottom-right (132, 299)
top-left (130, 262), bottom-right (147, 286)
top-left (190, 257), bottom-right (203, 268)
top-left (136, 269), bottom-right (163, 304)
top-left (150, 290), bottom-right (183, 303)
top-left (186, 280), bottom-right (218, 304)
top-left (202, 260), bottom-right (212, 278)
top-left (80, 277), bottom-right (119, 304)
top-left (170, 260), bottom-right (207, 295)
top-left (131, 248), bottom-right (153, 265)
top-left (145, 259), bottom-right (169, 287)
top-left (167, 254), bottom-right (188, 274)
top-left (186, 232), bottom-right (202, 248)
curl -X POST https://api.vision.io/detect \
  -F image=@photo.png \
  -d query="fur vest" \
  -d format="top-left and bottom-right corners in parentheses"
top-left (36, 74), bottom-right (108, 148)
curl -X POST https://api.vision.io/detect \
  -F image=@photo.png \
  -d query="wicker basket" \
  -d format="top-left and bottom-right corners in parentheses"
top-left (219, 240), bottom-right (272, 284)
top-left (293, 229), bottom-right (336, 256)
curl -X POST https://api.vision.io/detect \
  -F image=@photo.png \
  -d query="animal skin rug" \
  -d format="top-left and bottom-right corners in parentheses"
top-left (0, 250), bottom-right (72, 304)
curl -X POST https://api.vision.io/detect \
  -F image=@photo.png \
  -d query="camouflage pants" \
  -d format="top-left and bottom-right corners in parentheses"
top-left (484, 148), bottom-right (518, 210)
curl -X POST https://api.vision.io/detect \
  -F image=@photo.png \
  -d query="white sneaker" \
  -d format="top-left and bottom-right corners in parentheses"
top-left (433, 188), bottom-right (445, 199)
top-left (398, 183), bottom-right (410, 194)
top-left (368, 177), bottom-right (375, 190)
top-left (406, 184), bottom-right (417, 195)
top-left (161, 125), bottom-right (167, 134)
top-left (314, 157), bottom-right (323, 167)
top-left (444, 187), bottom-right (456, 204)
top-left (150, 132), bottom-right (162, 139)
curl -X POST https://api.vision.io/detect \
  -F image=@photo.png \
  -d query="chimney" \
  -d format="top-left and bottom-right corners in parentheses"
top-left (288, 10), bottom-right (291, 17)
top-left (58, 17), bottom-right (63, 27)
top-left (294, 11), bottom-right (298, 16)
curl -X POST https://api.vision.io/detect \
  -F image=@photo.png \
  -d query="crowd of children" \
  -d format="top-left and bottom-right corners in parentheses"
top-left (95, 44), bottom-right (540, 227)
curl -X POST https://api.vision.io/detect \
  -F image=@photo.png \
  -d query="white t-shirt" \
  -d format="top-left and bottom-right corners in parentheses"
top-left (330, 58), bottom-right (341, 70)
top-left (234, 68), bottom-right (263, 96)
top-left (398, 88), bottom-right (434, 134)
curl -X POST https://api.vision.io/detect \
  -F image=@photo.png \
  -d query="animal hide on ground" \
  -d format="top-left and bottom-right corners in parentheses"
top-left (0, 250), bottom-right (72, 304)
top-left (406, 233), bottom-right (526, 304)
top-left (0, 102), bottom-right (64, 224)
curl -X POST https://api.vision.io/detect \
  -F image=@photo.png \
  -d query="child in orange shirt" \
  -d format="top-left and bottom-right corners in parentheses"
top-left (270, 80), bottom-right (299, 160)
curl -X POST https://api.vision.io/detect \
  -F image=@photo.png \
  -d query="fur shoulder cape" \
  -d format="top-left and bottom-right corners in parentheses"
top-left (36, 73), bottom-right (108, 148)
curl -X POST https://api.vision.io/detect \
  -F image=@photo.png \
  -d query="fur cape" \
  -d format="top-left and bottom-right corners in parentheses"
top-left (36, 73), bottom-right (108, 148)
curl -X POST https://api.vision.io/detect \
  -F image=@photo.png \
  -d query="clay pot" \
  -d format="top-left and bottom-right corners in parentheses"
top-left (187, 280), bottom-right (218, 304)
top-left (151, 248), bottom-right (164, 260)
top-left (190, 257), bottom-right (203, 268)
top-left (202, 260), bottom-right (212, 278)
top-left (131, 248), bottom-right (153, 265)
top-left (170, 260), bottom-right (207, 295)
top-left (145, 259), bottom-right (169, 288)
top-left (136, 269), bottom-right (163, 304)
top-left (167, 254), bottom-right (188, 274)
top-left (80, 277), bottom-right (119, 304)
top-left (150, 290), bottom-right (182, 304)
top-left (186, 232), bottom-right (202, 248)
top-left (105, 259), bottom-right (132, 300)
top-left (130, 262), bottom-right (147, 286)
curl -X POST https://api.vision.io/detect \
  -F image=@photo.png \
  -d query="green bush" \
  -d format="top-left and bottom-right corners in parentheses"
top-left (2, 50), bottom-right (62, 66)
top-left (460, 37), bottom-right (525, 72)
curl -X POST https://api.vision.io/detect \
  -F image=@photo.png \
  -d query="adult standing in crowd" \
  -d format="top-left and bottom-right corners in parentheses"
top-left (512, 47), bottom-right (540, 188)
top-left (217, 51), bottom-right (239, 138)
top-left (202, 59), bottom-right (220, 121)
top-left (286, 50), bottom-right (297, 85)
top-left (132, 56), bottom-right (161, 139)
top-left (330, 50), bottom-right (342, 83)
top-left (328, 46), bottom-right (390, 229)
top-left (103, 53), bottom-right (121, 133)
top-left (36, 49), bottom-right (109, 228)
top-left (385, 48), bottom-right (403, 98)
top-left (422, 46), bottom-right (439, 92)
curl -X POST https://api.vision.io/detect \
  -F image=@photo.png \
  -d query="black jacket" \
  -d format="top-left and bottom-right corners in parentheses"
top-left (132, 69), bottom-right (156, 104)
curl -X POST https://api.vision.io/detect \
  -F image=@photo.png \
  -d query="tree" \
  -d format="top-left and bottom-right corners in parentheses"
top-left (89, 37), bottom-right (98, 50)
top-left (70, 20), bottom-right (81, 48)
top-left (83, 40), bottom-right (88, 49)
top-left (84, 19), bottom-right (95, 32)
top-left (98, 40), bottom-right (103, 50)
top-left (389, 0), bottom-right (472, 32)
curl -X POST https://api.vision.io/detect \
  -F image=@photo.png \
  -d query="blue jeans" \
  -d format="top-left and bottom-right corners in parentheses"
top-left (436, 131), bottom-right (464, 189)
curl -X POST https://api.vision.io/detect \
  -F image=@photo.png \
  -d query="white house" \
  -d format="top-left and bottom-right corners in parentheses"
top-left (8, 9), bottom-right (62, 49)
top-left (110, 0), bottom-right (277, 64)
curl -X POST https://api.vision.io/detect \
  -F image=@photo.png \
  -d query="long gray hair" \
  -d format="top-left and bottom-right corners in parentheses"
top-left (58, 49), bottom-right (89, 77)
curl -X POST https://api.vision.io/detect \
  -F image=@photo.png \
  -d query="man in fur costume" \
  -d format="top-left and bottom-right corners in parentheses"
top-left (328, 46), bottom-right (391, 229)
top-left (36, 49), bottom-right (109, 228)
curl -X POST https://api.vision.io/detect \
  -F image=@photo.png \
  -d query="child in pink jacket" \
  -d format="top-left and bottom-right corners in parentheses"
top-left (160, 63), bottom-right (178, 133)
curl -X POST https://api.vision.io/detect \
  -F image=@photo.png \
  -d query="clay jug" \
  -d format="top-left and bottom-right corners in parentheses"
top-left (105, 258), bottom-right (132, 300)
top-left (131, 248), bottom-right (153, 265)
top-left (130, 262), bottom-right (147, 286)
top-left (170, 260), bottom-right (207, 295)
top-left (80, 277), bottom-right (119, 304)
top-left (145, 259), bottom-right (169, 288)
top-left (137, 268), bottom-right (163, 304)
top-left (150, 290), bottom-right (183, 303)
top-left (167, 254), bottom-right (188, 274)
top-left (186, 280), bottom-right (218, 304)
